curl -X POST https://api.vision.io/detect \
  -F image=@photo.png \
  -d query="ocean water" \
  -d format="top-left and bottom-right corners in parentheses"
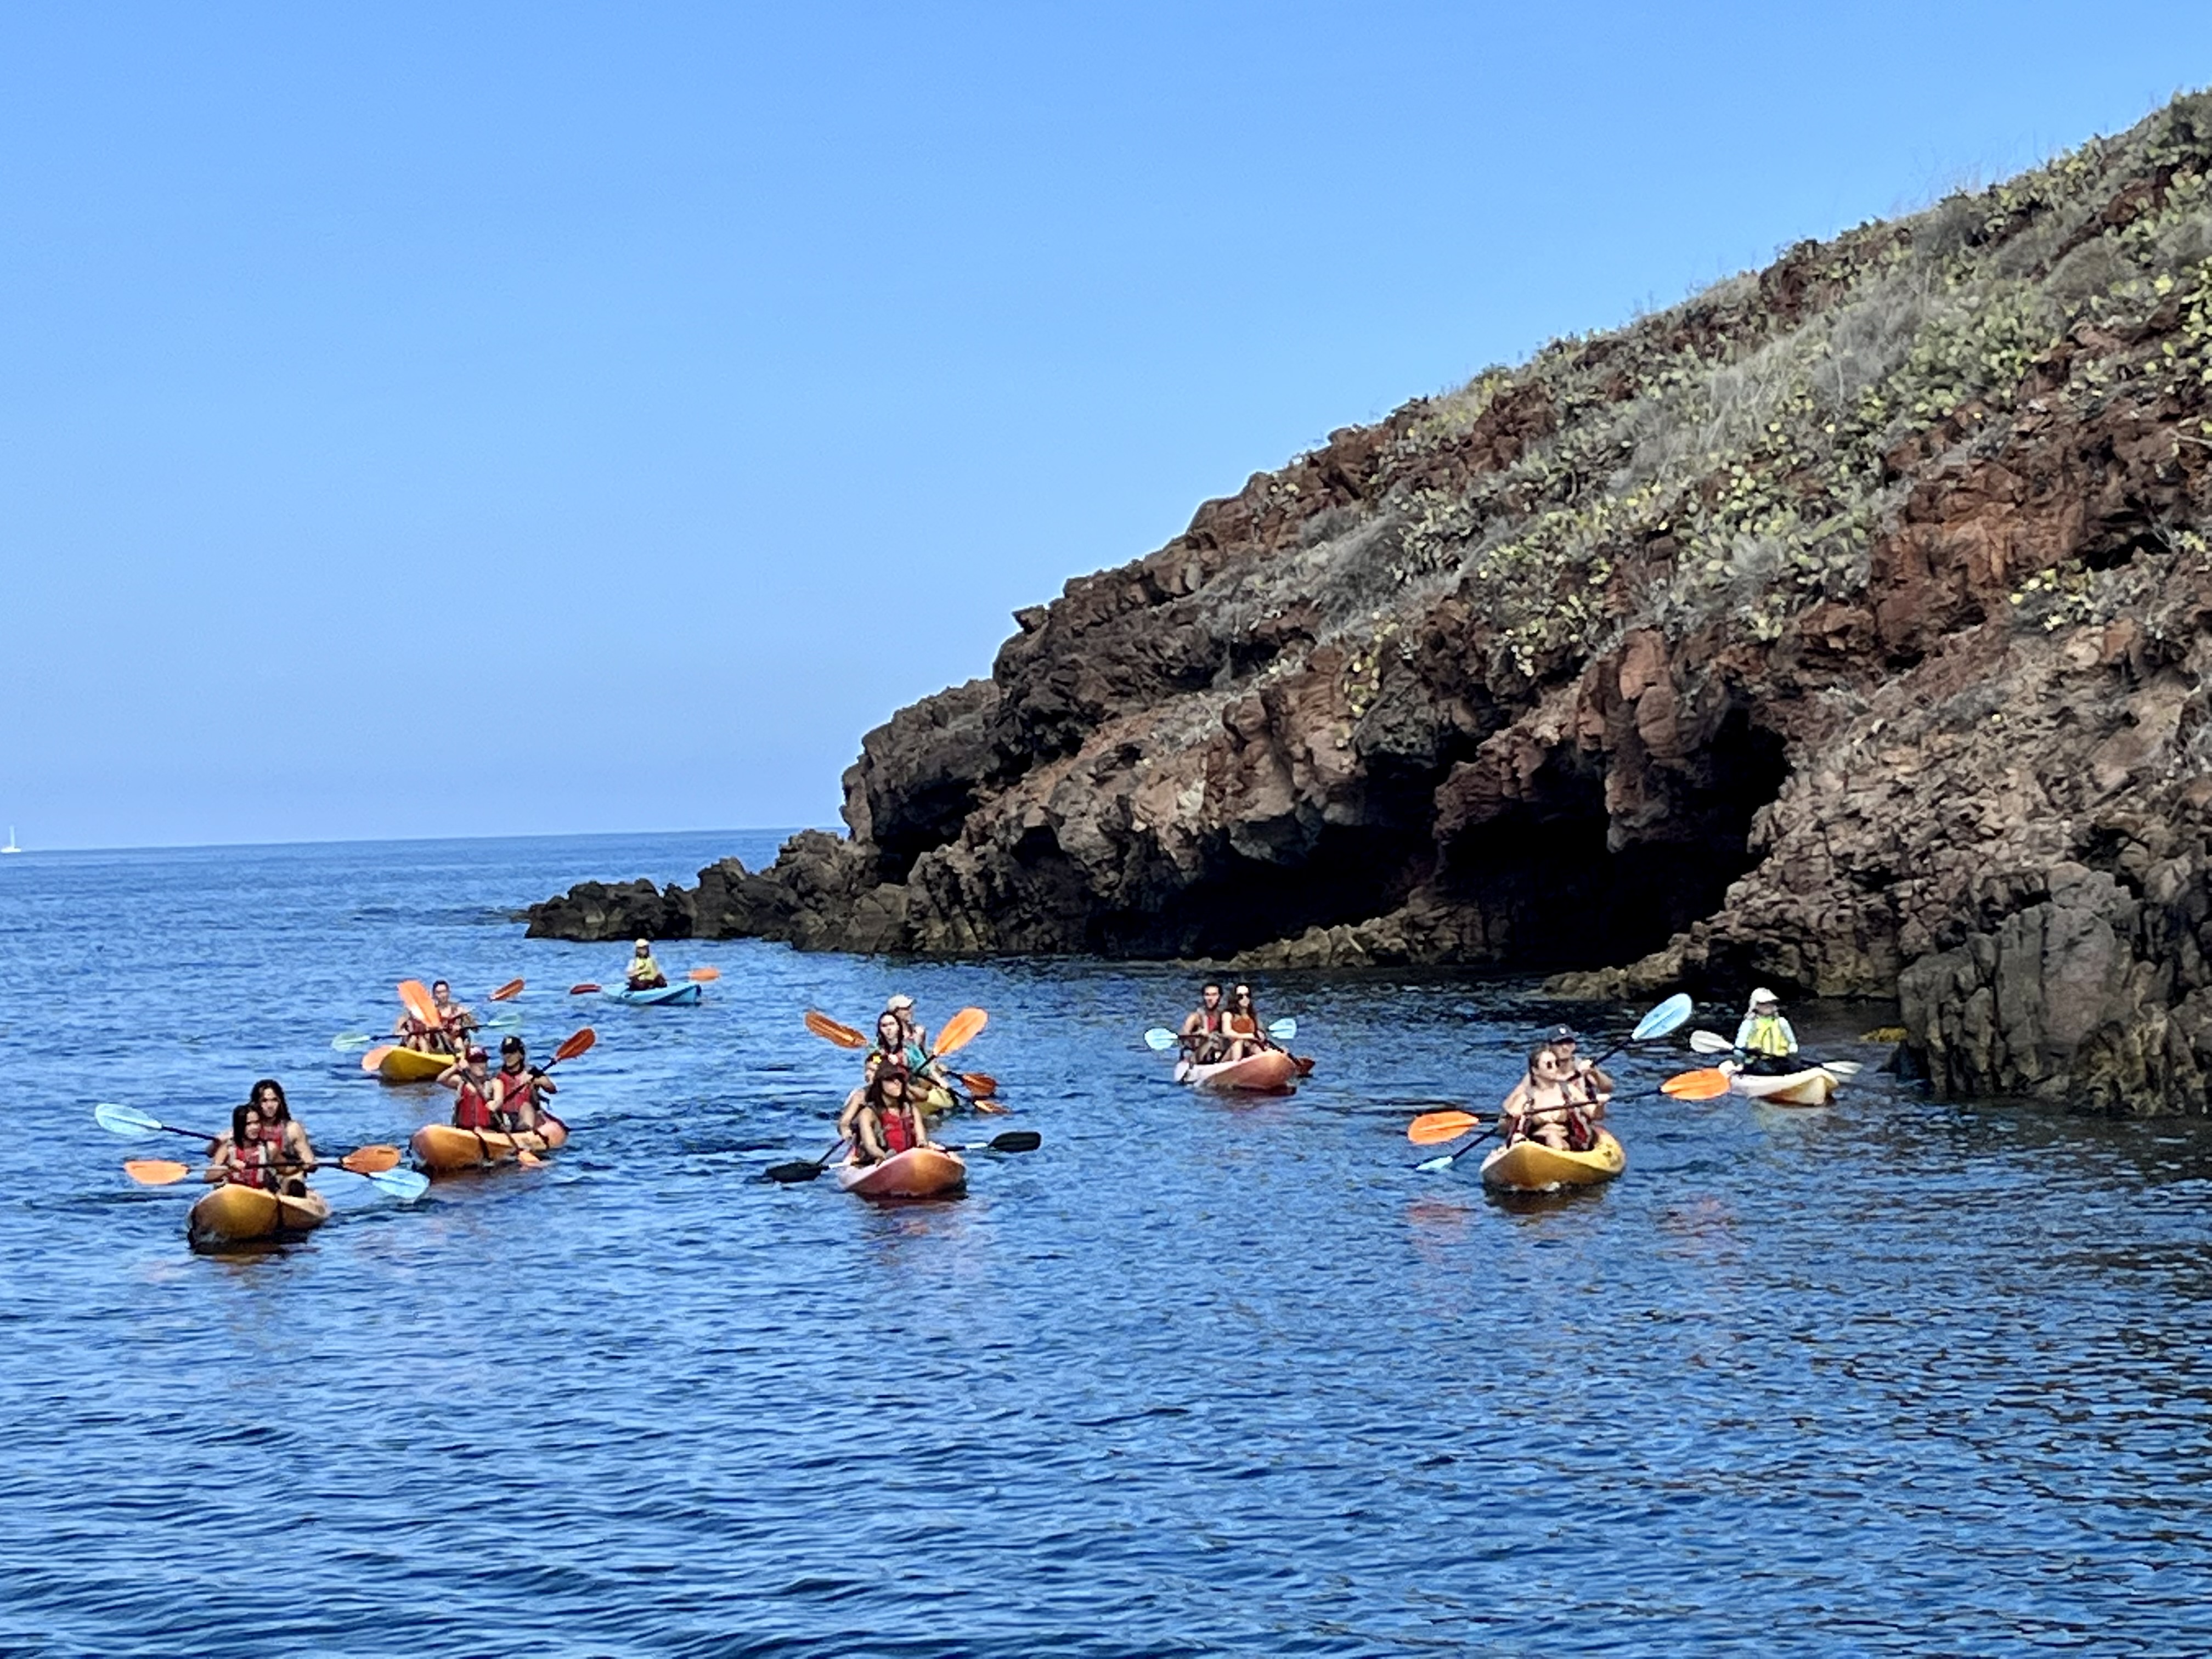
top-left (2, 832), bottom-right (2209, 1656)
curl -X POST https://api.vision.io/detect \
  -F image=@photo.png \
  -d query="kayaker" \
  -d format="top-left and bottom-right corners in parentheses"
top-left (865, 1010), bottom-right (923, 1079)
top-left (883, 995), bottom-right (958, 1096)
top-left (837, 1065), bottom-right (932, 1166)
top-left (1223, 984), bottom-right (1276, 1061)
top-left (1179, 983), bottom-right (1231, 1063)
top-left (624, 940), bottom-right (669, 992)
top-left (250, 1080), bottom-right (317, 1194)
top-left (1544, 1024), bottom-right (1616, 1115)
top-left (436, 1045), bottom-right (498, 1131)
top-left (1499, 1045), bottom-right (1600, 1152)
top-left (205, 1102), bottom-right (279, 1190)
top-left (489, 1035), bottom-right (558, 1133)
top-left (427, 980), bottom-right (477, 1053)
top-left (1733, 989), bottom-right (1800, 1075)
top-left (885, 993), bottom-right (930, 1054)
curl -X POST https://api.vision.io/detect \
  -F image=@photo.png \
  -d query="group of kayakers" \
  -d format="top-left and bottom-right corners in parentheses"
top-left (201, 983), bottom-right (564, 1198)
top-left (834, 994), bottom-right (956, 1165)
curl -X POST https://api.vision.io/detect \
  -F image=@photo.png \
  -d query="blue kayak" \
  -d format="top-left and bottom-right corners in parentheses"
top-left (600, 981), bottom-right (704, 1007)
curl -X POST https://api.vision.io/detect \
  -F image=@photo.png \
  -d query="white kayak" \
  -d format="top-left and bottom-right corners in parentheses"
top-left (1728, 1064), bottom-right (1843, 1107)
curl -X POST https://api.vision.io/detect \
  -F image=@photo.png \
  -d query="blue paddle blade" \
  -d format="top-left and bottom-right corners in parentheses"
top-left (330, 1032), bottom-right (376, 1051)
top-left (94, 1102), bottom-right (162, 1136)
top-left (1268, 1017), bottom-right (1297, 1041)
top-left (1633, 993), bottom-right (1695, 1042)
top-left (1414, 1152), bottom-right (1457, 1173)
top-left (479, 1010), bottom-right (523, 1030)
top-left (368, 1166), bottom-right (431, 1201)
top-left (1144, 1028), bottom-right (1178, 1052)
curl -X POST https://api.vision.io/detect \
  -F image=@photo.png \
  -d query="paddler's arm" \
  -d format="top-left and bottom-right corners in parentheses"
top-left (435, 1061), bottom-right (463, 1088)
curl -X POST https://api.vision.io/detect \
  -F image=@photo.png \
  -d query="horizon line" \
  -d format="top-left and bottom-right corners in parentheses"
top-left (0, 825), bottom-right (838, 857)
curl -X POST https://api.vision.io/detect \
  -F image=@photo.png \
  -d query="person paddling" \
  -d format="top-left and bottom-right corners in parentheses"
top-left (1180, 983), bottom-right (1231, 1063)
top-left (206, 1101), bottom-right (280, 1190)
top-left (437, 1045), bottom-right (498, 1131)
top-left (837, 1065), bottom-right (933, 1166)
top-left (207, 1080), bottom-right (315, 1194)
top-left (1733, 989), bottom-right (1800, 1075)
top-left (426, 979), bottom-right (477, 1054)
top-left (1543, 1024), bottom-right (1616, 1115)
top-left (624, 940), bottom-right (669, 992)
top-left (1224, 984), bottom-right (1277, 1061)
top-left (489, 1035), bottom-right (558, 1133)
top-left (883, 995), bottom-right (958, 1098)
top-left (1499, 1045), bottom-right (1601, 1153)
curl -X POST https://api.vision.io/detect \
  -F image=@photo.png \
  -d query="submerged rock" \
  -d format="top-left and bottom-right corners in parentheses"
top-left (533, 93), bottom-right (2212, 1114)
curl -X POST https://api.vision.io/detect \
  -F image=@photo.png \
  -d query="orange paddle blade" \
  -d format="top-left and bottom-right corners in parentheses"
top-left (1408, 1110), bottom-right (1483, 1144)
top-left (553, 1027), bottom-right (596, 1064)
top-left (971, 1097), bottom-right (1011, 1115)
top-left (338, 1146), bottom-right (402, 1174)
top-left (805, 1010), bottom-right (870, 1049)
top-left (398, 979), bottom-right (441, 1028)
top-left (569, 983), bottom-right (601, 995)
top-left (489, 978), bottom-right (525, 1002)
top-left (932, 1007), bottom-right (988, 1057)
top-left (1662, 1068), bottom-right (1733, 1100)
top-left (958, 1071), bottom-right (998, 1097)
top-left (361, 1045), bottom-right (397, 1073)
top-left (123, 1158), bottom-right (192, 1186)
top-left (687, 966), bottom-right (721, 982)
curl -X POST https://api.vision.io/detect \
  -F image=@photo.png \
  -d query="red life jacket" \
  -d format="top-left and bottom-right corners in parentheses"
top-left (878, 1105), bottom-right (913, 1155)
top-left (494, 1066), bottom-right (537, 1130)
top-left (227, 1139), bottom-right (275, 1190)
top-left (454, 1077), bottom-right (494, 1131)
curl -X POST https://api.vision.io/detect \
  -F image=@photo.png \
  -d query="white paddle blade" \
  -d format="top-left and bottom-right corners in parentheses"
top-left (1268, 1018), bottom-right (1297, 1041)
top-left (94, 1102), bottom-right (162, 1136)
top-left (1144, 1028), bottom-right (1178, 1052)
top-left (1414, 1152), bottom-right (1457, 1173)
top-left (1822, 1060), bottom-right (1864, 1077)
top-left (1633, 994), bottom-right (1695, 1042)
top-left (1690, 1029), bottom-right (1736, 1054)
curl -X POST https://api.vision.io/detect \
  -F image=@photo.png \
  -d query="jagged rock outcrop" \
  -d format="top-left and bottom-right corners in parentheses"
top-left (533, 94), bottom-right (2212, 1114)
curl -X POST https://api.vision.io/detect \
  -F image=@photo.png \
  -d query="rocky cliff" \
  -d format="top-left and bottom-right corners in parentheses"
top-left (533, 94), bottom-right (2212, 1114)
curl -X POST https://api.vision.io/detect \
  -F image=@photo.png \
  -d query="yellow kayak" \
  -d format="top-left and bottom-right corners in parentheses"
top-left (376, 1046), bottom-right (452, 1084)
top-left (187, 1183), bottom-right (332, 1250)
top-left (1480, 1130), bottom-right (1626, 1193)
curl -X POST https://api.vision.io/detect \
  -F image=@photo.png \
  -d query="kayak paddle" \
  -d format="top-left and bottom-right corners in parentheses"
top-left (569, 983), bottom-right (601, 995)
top-left (1144, 1017), bottom-right (1297, 1052)
top-left (687, 966), bottom-right (721, 983)
top-left (766, 1141), bottom-right (848, 1183)
top-left (943, 1130), bottom-right (1041, 1153)
top-left (1661, 1068), bottom-right (1736, 1099)
top-left (489, 978), bottom-right (526, 1001)
top-left (1407, 1109), bottom-right (1485, 1144)
top-left (123, 1152), bottom-right (428, 1199)
top-left (806, 1010), bottom-right (869, 1048)
top-left (95, 1102), bottom-right (218, 1143)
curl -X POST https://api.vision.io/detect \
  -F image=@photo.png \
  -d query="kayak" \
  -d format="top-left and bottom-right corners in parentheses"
top-left (600, 983), bottom-right (703, 1007)
top-left (1172, 1051), bottom-right (1299, 1093)
top-left (1730, 1065), bottom-right (1841, 1107)
top-left (187, 1183), bottom-right (332, 1250)
top-left (410, 1117), bottom-right (571, 1175)
top-left (836, 1146), bottom-right (967, 1199)
top-left (377, 1046), bottom-right (453, 1084)
top-left (1480, 1129), bottom-right (1626, 1193)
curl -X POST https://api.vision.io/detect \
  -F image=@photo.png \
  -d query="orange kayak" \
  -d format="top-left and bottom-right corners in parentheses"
top-left (836, 1147), bottom-right (967, 1199)
top-left (410, 1118), bottom-right (571, 1175)
top-left (187, 1183), bottom-right (331, 1250)
top-left (1173, 1051), bottom-right (1299, 1093)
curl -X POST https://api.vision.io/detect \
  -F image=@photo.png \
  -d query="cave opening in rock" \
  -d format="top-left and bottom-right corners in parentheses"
top-left (1088, 822), bottom-right (1433, 958)
top-left (1433, 707), bottom-right (1789, 972)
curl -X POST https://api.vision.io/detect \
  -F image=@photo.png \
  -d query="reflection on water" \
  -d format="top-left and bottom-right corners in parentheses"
top-left (1, 834), bottom-right (2210, 1654)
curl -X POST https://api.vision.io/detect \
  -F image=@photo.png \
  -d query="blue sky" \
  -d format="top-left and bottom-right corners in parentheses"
top-left (2, 2), bottom-right (2205, 848)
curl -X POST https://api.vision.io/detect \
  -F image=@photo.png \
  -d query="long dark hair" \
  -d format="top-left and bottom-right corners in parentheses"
top-left (231, 1102), bottom-right (258, 1145)
top-left (249, 1079), bottom-right (290, 1122)
top-left (864, 1066), bottom-right (910, 1112)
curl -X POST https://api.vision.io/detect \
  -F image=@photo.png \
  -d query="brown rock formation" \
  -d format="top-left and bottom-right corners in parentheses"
top-left (531, 94), bottom-right (2212, 1114)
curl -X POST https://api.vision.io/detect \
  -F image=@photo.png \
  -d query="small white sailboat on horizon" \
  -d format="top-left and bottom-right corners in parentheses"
top-left (1, 827), bottom-right (20, 855)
